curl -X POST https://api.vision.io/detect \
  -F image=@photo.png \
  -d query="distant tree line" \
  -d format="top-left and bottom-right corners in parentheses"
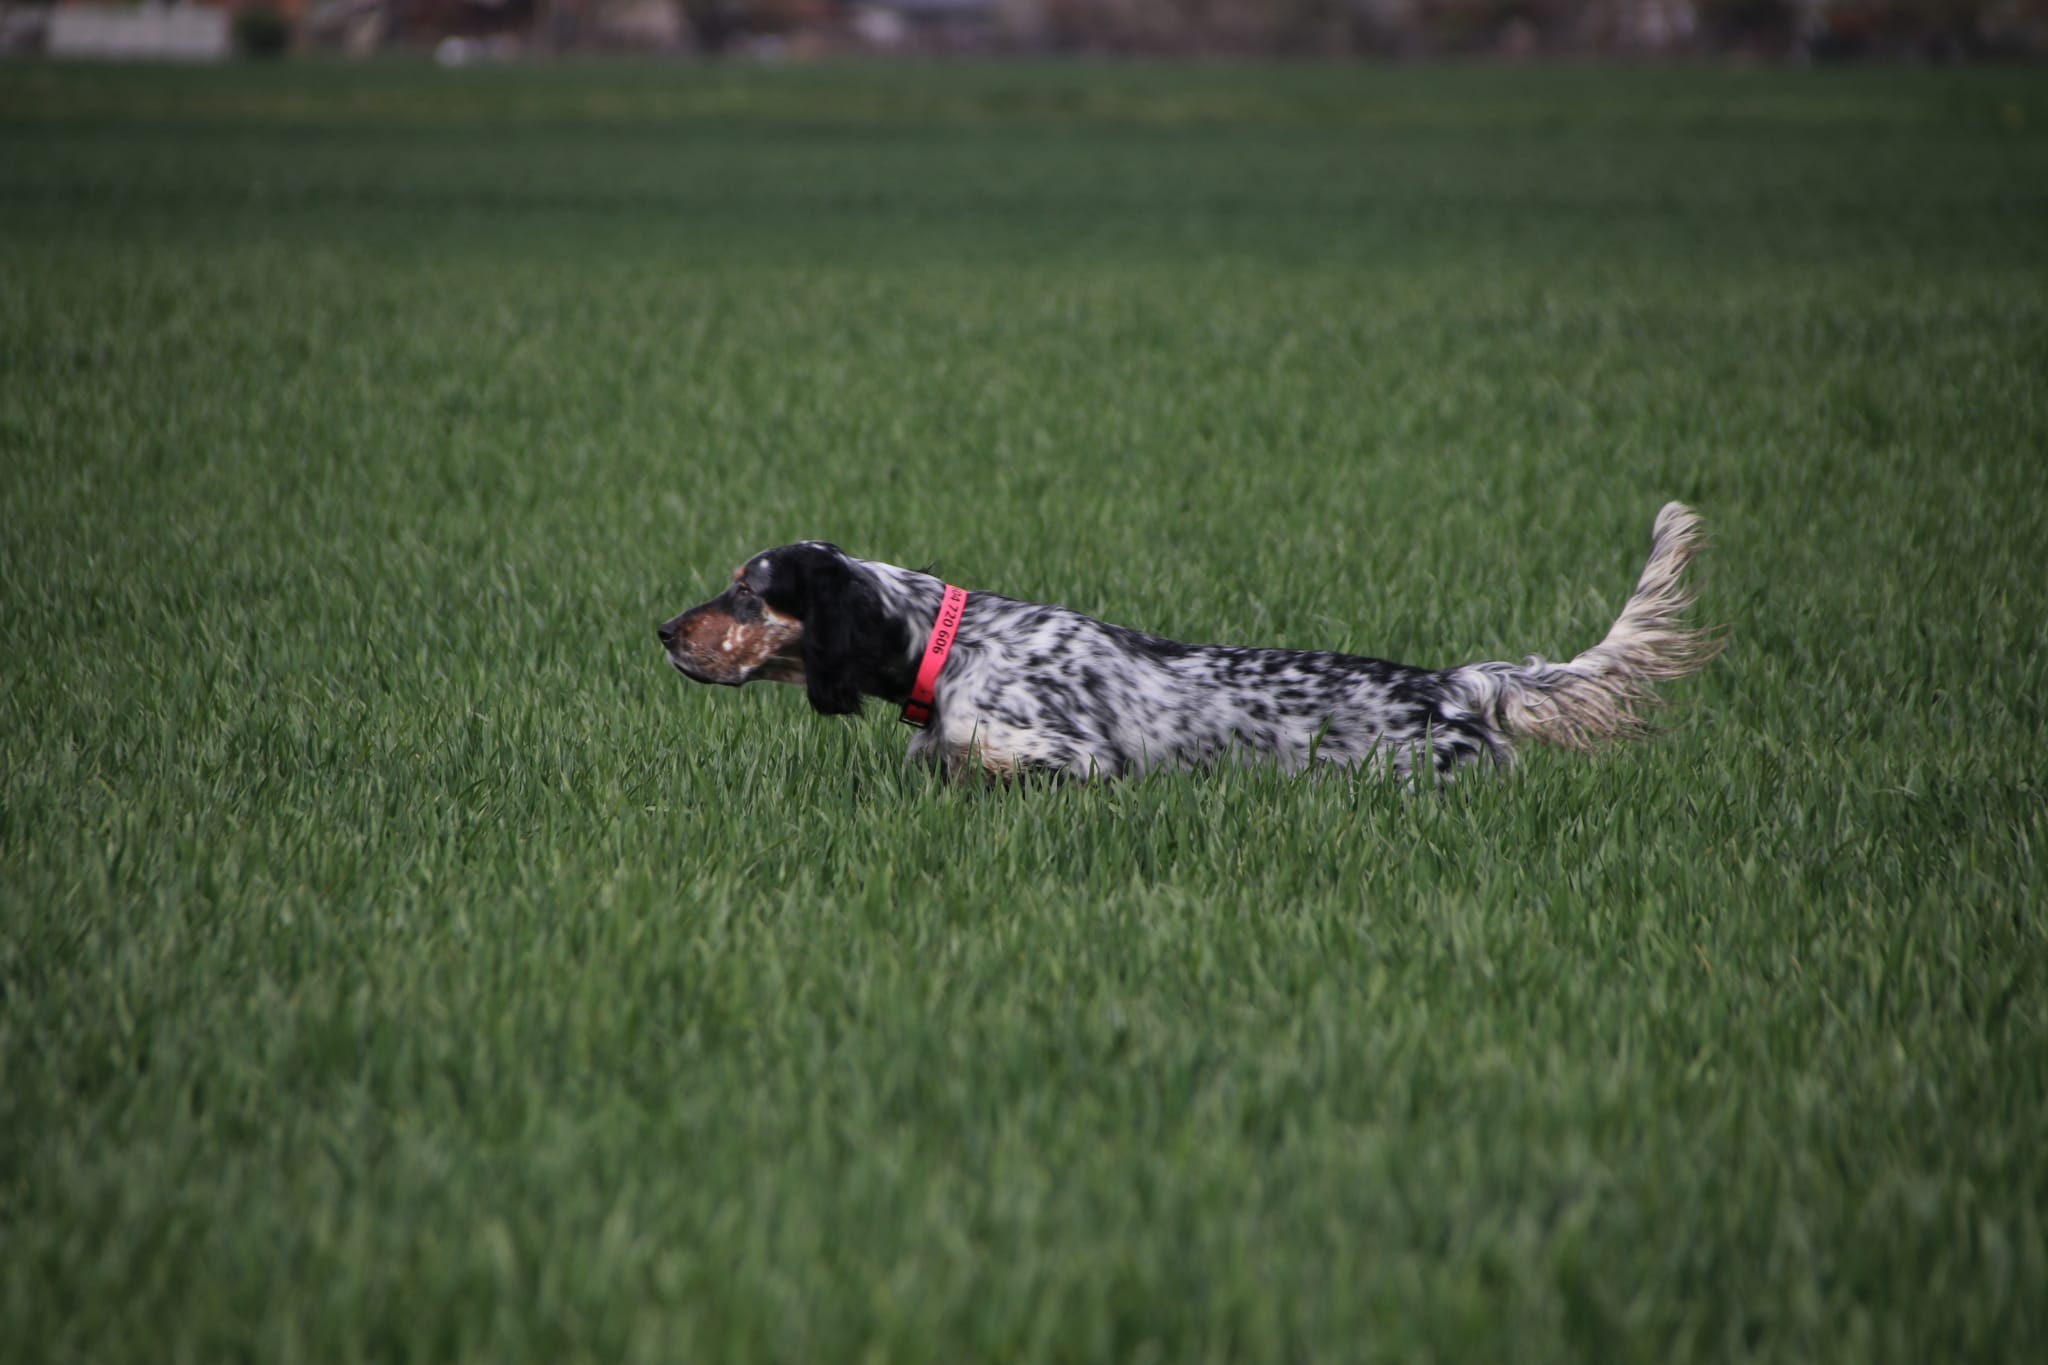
top-left (669, 0), bottom-right (2048, 59)
top-left (353, 0), bottom-right (2048, 59)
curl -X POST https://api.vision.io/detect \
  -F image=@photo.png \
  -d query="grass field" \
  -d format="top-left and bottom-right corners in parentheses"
top-left (3, 58), bottom-right (2046, 1363)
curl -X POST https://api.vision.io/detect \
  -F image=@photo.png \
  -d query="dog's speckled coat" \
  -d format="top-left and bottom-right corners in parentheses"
top-left (659, 504), bottom-right (1718, 781)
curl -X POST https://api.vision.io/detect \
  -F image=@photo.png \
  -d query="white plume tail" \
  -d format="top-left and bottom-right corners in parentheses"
top-left (1451, 502), bottom-right (1722, 753)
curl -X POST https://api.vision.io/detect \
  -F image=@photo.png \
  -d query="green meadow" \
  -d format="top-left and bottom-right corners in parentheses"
top-left (2, 59), bottom-right (2044, 1362)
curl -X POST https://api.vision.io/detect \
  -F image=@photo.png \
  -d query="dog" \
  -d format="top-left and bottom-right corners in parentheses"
top-left (658, 503), bottom-right (1718, 781)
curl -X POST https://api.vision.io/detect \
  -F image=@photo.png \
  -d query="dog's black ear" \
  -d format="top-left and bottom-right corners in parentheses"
top-left (798, 555), bottom-right (868, 716)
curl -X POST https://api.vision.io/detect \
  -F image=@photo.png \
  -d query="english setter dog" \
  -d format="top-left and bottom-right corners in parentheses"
top-left (658, 503), bottom-right (1718, 782)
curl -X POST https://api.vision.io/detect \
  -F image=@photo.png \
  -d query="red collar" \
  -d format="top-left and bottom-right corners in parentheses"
top-left (900, 584), bottom-right (967, 728)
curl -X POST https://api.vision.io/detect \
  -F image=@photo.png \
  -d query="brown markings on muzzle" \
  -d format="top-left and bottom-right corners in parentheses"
top-left (668, 598), bottom-right (806, 686)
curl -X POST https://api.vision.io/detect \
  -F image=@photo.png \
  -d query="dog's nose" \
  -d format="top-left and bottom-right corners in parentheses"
top-left (657, 623), bottom-right (677, 647)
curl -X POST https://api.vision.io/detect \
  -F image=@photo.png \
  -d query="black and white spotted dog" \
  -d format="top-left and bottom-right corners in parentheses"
top-left (658, 503), bottom-right (1718, 781)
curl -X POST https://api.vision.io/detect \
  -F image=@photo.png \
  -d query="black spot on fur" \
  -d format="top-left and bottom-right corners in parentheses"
top-left (1111, 625), bottom-right (1192, 663)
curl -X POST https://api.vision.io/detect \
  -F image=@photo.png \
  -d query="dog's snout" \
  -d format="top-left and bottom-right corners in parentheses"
top-left (657, 620), bottom-right (679, 647)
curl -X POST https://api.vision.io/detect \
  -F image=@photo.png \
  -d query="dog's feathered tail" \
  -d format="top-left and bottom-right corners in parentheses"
top-left (1449, 502), bottom-right (1721, 755)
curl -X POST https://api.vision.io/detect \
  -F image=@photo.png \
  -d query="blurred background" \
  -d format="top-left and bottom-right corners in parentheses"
top-left (8, 0), bottom-right (2046, 65)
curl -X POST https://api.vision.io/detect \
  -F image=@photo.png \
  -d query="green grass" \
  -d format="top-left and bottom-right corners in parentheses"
top-left (3, 59), bottom-right (2046, 1363)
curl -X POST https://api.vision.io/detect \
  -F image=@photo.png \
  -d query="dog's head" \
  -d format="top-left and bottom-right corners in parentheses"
top-left (657, 542), bottom-right (914, 715)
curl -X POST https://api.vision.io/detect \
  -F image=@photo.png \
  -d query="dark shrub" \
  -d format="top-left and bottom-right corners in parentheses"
top-left (233, 5), bottom-right (292, 59)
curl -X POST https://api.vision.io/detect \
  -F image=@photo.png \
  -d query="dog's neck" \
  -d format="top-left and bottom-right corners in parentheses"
top-left (856, 558), bottom-right (955, 675)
